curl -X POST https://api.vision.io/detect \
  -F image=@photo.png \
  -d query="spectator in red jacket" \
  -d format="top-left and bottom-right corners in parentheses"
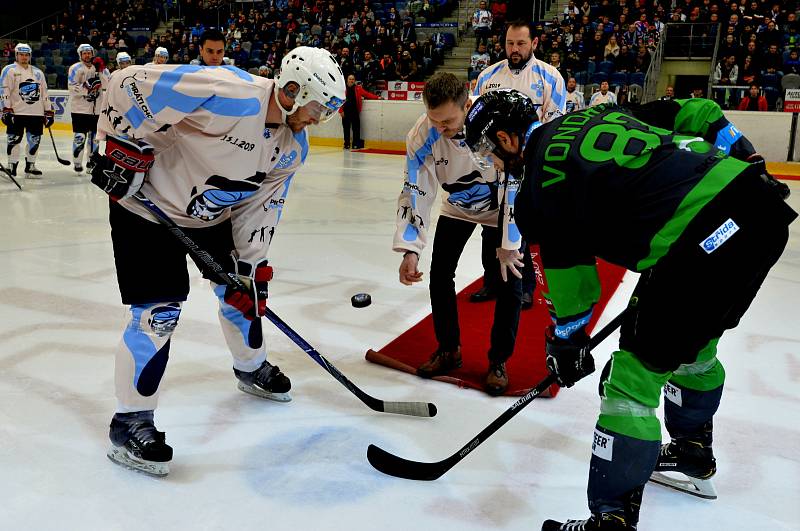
top-left (737, 83), bottom-right (769, 111)
top-left (340, 73), bottom-right (381, 149)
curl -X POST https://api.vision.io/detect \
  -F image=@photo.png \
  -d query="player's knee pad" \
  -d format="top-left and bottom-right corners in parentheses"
top-left (598, 349), bottom-right (671, 441)
top-left (72, 133), bottom-right (86, 157)
top-left (26, 133), bottom-right (41, 157)
top-left (213, 283), bottom-right (264, 350)
top-left (7, 134), bottom-right (22, 157)
top-left (124, 302), bottom-right (182, 397)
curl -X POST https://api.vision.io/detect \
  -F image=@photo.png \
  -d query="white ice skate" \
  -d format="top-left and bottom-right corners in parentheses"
top-left (649, 470), bottom-right (718, 499)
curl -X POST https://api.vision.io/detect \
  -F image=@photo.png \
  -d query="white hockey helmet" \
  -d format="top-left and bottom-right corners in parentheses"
top-left (155, 46), bottom-right (169, 58)
top-left (77, 43), bottom-right (94, 55)
top-left (14, 43), bottom-right (32, 56)
top-left (116, 51), bottom-right (132, 64)
top-left (275, 46), bottom-right (346, 123)
top-left (222, 56), bottom-right (233, 65)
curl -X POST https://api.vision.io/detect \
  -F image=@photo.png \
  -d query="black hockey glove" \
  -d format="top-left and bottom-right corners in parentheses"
top-left (545, 325), bottom-right (595, 388)
top-left (748, 154), bottom-right (790, 200)
top-left (223, 259), bottom-right (273, 320)
top-left (43, 110), bottom-right (54, 128)
top-left (90, 135), bottom-right (154, 201)
top-left (1, 107), bottom-right (13, 127)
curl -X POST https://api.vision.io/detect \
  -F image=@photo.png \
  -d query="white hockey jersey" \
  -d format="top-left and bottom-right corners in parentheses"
top-left (394, 113), bottom-right (515, 255)
top-left (589, 90), bottom-right (617, 107)
top-left (473, 54), bottom-right (567, 123)
top-left (68, 61), bottom-right (107, 115)
top-left (0, 63), bottom-right (51, 116)
top-left (97, 64), bottom-right (307, 266)
top-left (565, 89), bottom-right (585, 113)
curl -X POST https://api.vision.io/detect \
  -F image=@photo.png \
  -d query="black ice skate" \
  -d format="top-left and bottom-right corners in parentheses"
top-left (234, 360), bottom-right (292, 402)
top-left (649, 436), bottom-right (718, 499)
top-left (9, 161), bottom-right (18, 177)
top-left (86, 158), bottom-right (96, 172)
top-left (542, 512), bottom-right (630, 531)
top-left (24, 159), bottom-right (42, 179)
top-left (73, 162), bottom-right (83, 173)
top-left (107, 411), bottom-right (173, 477)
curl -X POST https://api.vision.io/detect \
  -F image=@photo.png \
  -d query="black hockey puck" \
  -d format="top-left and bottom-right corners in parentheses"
top-left (351, 293), bottom-right (372, 308)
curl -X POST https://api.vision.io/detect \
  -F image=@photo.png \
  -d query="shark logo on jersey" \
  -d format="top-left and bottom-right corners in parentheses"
top-left (532, 79), bottom-right (544, 99)
top-left (442, 171), bottom-right (498, 212)
top-left (18, 80), bottom-right (40, 104)
top-left (186, 173), bottom-right (266, 221)
top-left (274, 150), bottom-right (297, 170)
top-left (148, 304), bottom-right (181, 336)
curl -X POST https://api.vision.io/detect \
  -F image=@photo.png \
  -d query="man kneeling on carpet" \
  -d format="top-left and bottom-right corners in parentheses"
top-left (393, 72), bottom-right (524, 396)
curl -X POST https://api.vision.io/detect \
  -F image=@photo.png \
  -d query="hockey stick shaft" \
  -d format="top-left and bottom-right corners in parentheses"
top-left (367, 310), bottom-right (626, 480)
top-left (47, 127), bottom-right (72, 165)
top-left (133, 192), bottom-right (436, 418)
top-left (0, 161), bottom-right (22, 190)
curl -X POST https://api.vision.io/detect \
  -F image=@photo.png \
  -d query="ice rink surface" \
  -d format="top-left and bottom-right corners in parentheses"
top-left (0, 131), bottom-right (798, 530)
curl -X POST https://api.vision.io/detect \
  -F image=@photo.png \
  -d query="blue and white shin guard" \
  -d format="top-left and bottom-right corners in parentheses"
top-left (72, 133), bottom-right (86, 166)
top-left (6, 133), bottom-right (22, 163)
top-left (25, 132), bottom-right (40, 160)
top-left (115, 302), bottom-right (182, 413)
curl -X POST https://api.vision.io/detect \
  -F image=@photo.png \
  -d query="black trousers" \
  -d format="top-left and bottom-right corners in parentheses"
top-left (342, 109), bottom-right (361, 148)
top-left (620, 168), bottom-right (796, 372)
top-left (430, 216), bottom-right (523, 363)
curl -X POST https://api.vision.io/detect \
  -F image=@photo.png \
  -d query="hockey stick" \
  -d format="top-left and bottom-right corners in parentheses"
top-left (0, 161), bottom-right (22, 190)
top-left (47, 127), bottom-right (71, 165)
top-left (367, 310), bottom-right (626, 480)
top-left (132, 192), bottom-right (437, 418)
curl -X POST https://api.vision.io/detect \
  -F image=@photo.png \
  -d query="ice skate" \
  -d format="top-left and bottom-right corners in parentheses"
top-left (86, 158), bottom-right (96, 173)
top-left (234, 360), bottom-right (292, 402)
top-left (8, 161), bottom-right (18, 177)
top-left (649, 437), bottom-right (718, 499)
top-left (74, 162), bottom-right (83, 173)
top-left (24, 159), bottom-right (42, 179)
top-left (542, 512), bottom-right (629, 531)
top-left (107, 411), bottom-right (172, 477)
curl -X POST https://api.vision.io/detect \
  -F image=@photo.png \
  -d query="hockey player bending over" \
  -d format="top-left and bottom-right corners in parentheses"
top-left (90, 47), bottom-right (345, 476)
top-left (1, 43), bottom-right (54, 179)
top-left (394, 72), bottom-right (523, 396)
top-left (464, 89), bottom-right (796, 530)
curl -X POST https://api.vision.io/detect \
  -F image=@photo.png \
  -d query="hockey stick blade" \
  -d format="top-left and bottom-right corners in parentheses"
top-left (367, 311), bottom-right (626, 480)
top-left (48, 127), bottom-right (71, 165)
top-left (0, 161), bottom-right (22, 190)
top-left (133, 192), bottom-right (436, 418)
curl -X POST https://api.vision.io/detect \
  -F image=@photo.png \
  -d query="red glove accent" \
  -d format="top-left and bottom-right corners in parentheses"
top-left (224, 262), bottom-right (273, 320)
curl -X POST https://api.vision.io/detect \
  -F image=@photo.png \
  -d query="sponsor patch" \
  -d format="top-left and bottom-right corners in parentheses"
top-left (664, 382), bottom-right (682, 406)
top-left (700, 218), bottom-right (739, 254)
top-left (592, 429), bottom-right (614, 461)
top-left (468, 100), bottom-right (484, 121)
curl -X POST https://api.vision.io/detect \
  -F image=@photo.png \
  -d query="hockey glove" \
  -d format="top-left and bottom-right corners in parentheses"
top-left (85, 76), bottom-right (103, 97)
top-left (90, 135), bottom-right (154, 201)
top-left (223, 260), bottom-right (273, 320)
top-left (748, 154), bottom-right (790, 200)
top-left (43, 110), bottom-right (54, 128)
top-left (1, 107), bottom-right (13, 127)
top-left (545, 325), bottom-right (595, 388)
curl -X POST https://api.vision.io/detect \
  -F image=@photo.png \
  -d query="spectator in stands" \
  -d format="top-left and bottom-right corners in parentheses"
top-left (398, 50), bottom-right (419, 81)
top-left (762, 43), bottom-right (784, 75)
top-left (549, 51), bottom-right (569, 81)
top-left (718, 34), bottom-right (741, 62)
top-left (603, 35), bottom-right (620, 59)
top-left (340, 74), bottom-right (380, 150)
top-left (380, 52), bottom-right (397, 81)
top-left (2, 42), bottom-right (11, 59)
top-left (490, 41), bottom-right (505, 64)
top-left (361, 50), bottom-right (381, 93)
top-left (229, 41), bottom-right (248, 67)
top-left (634, 45), bottom-right (652, 72)
top-left (615, 44), bottom-right (634, 71)
top-left (564, 0), bottom-right (580, 22)
top-left (565, 76), bottom-right (585, 112)
top-left (784, 49), bottom-right (800, 75)
top-left (401, 18), bottom-right (417, 44)
top-left (338, 47), bottom-right (356, 78)
top-left (713, 54), bottom-right (739, 107)
top-left (589, 80), bottom-right (617, 106)
top-left (737, 83), bottom-right (769, 110)
top-left (472, 1), bottom-right (493, 49)
top-left (740, 54), bottom-right (759, 84)
top-left (466, 41), bottom-right (490, 79)
top-left (660, 86), bottom-right (676, 100)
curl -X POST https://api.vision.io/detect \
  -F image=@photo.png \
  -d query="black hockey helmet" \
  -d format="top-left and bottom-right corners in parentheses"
top-left (464, 88), bottom-right (538, 160)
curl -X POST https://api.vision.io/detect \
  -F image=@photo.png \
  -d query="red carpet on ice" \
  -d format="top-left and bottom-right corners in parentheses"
top-left (366, 260), bottom-right (627, 397)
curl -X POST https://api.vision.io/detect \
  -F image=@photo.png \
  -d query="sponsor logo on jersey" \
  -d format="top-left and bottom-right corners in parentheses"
top-left (591, 429), bottom-right (614, 461)
top-left (700, 218), bottom-right (739, 254)
top-left (274, 150), bottom-right (297, 170)
top-left (403, 181), bottom-right (427, 196)
top-left (120, 73), bottom-right (154, 120)
top-left (664, 382), bottom-right (682, 406)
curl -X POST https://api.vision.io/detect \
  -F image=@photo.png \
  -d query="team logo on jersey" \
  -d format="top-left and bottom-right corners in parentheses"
top-left (532, 79), bottom-right (544, 99)
top-left (18, 80), bottom-right (40, 104)
top-left (186, 173), bottom-right (266, 221)
top-left (442, 171), bottom-right (498, 212)
top-left (273, 150), bottom-right (297, 170)
top-left (148, 304), bottom-right (181, 336)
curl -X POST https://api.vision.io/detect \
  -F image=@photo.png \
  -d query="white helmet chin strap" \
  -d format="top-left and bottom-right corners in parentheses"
top-left (274, 86), bottom-right (300, 125)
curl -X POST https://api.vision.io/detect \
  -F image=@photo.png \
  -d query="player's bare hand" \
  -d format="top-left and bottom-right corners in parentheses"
top-left (497, 247), bottom-right (524, 282)
top-left (399, 252), bottom-right (423, 285)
